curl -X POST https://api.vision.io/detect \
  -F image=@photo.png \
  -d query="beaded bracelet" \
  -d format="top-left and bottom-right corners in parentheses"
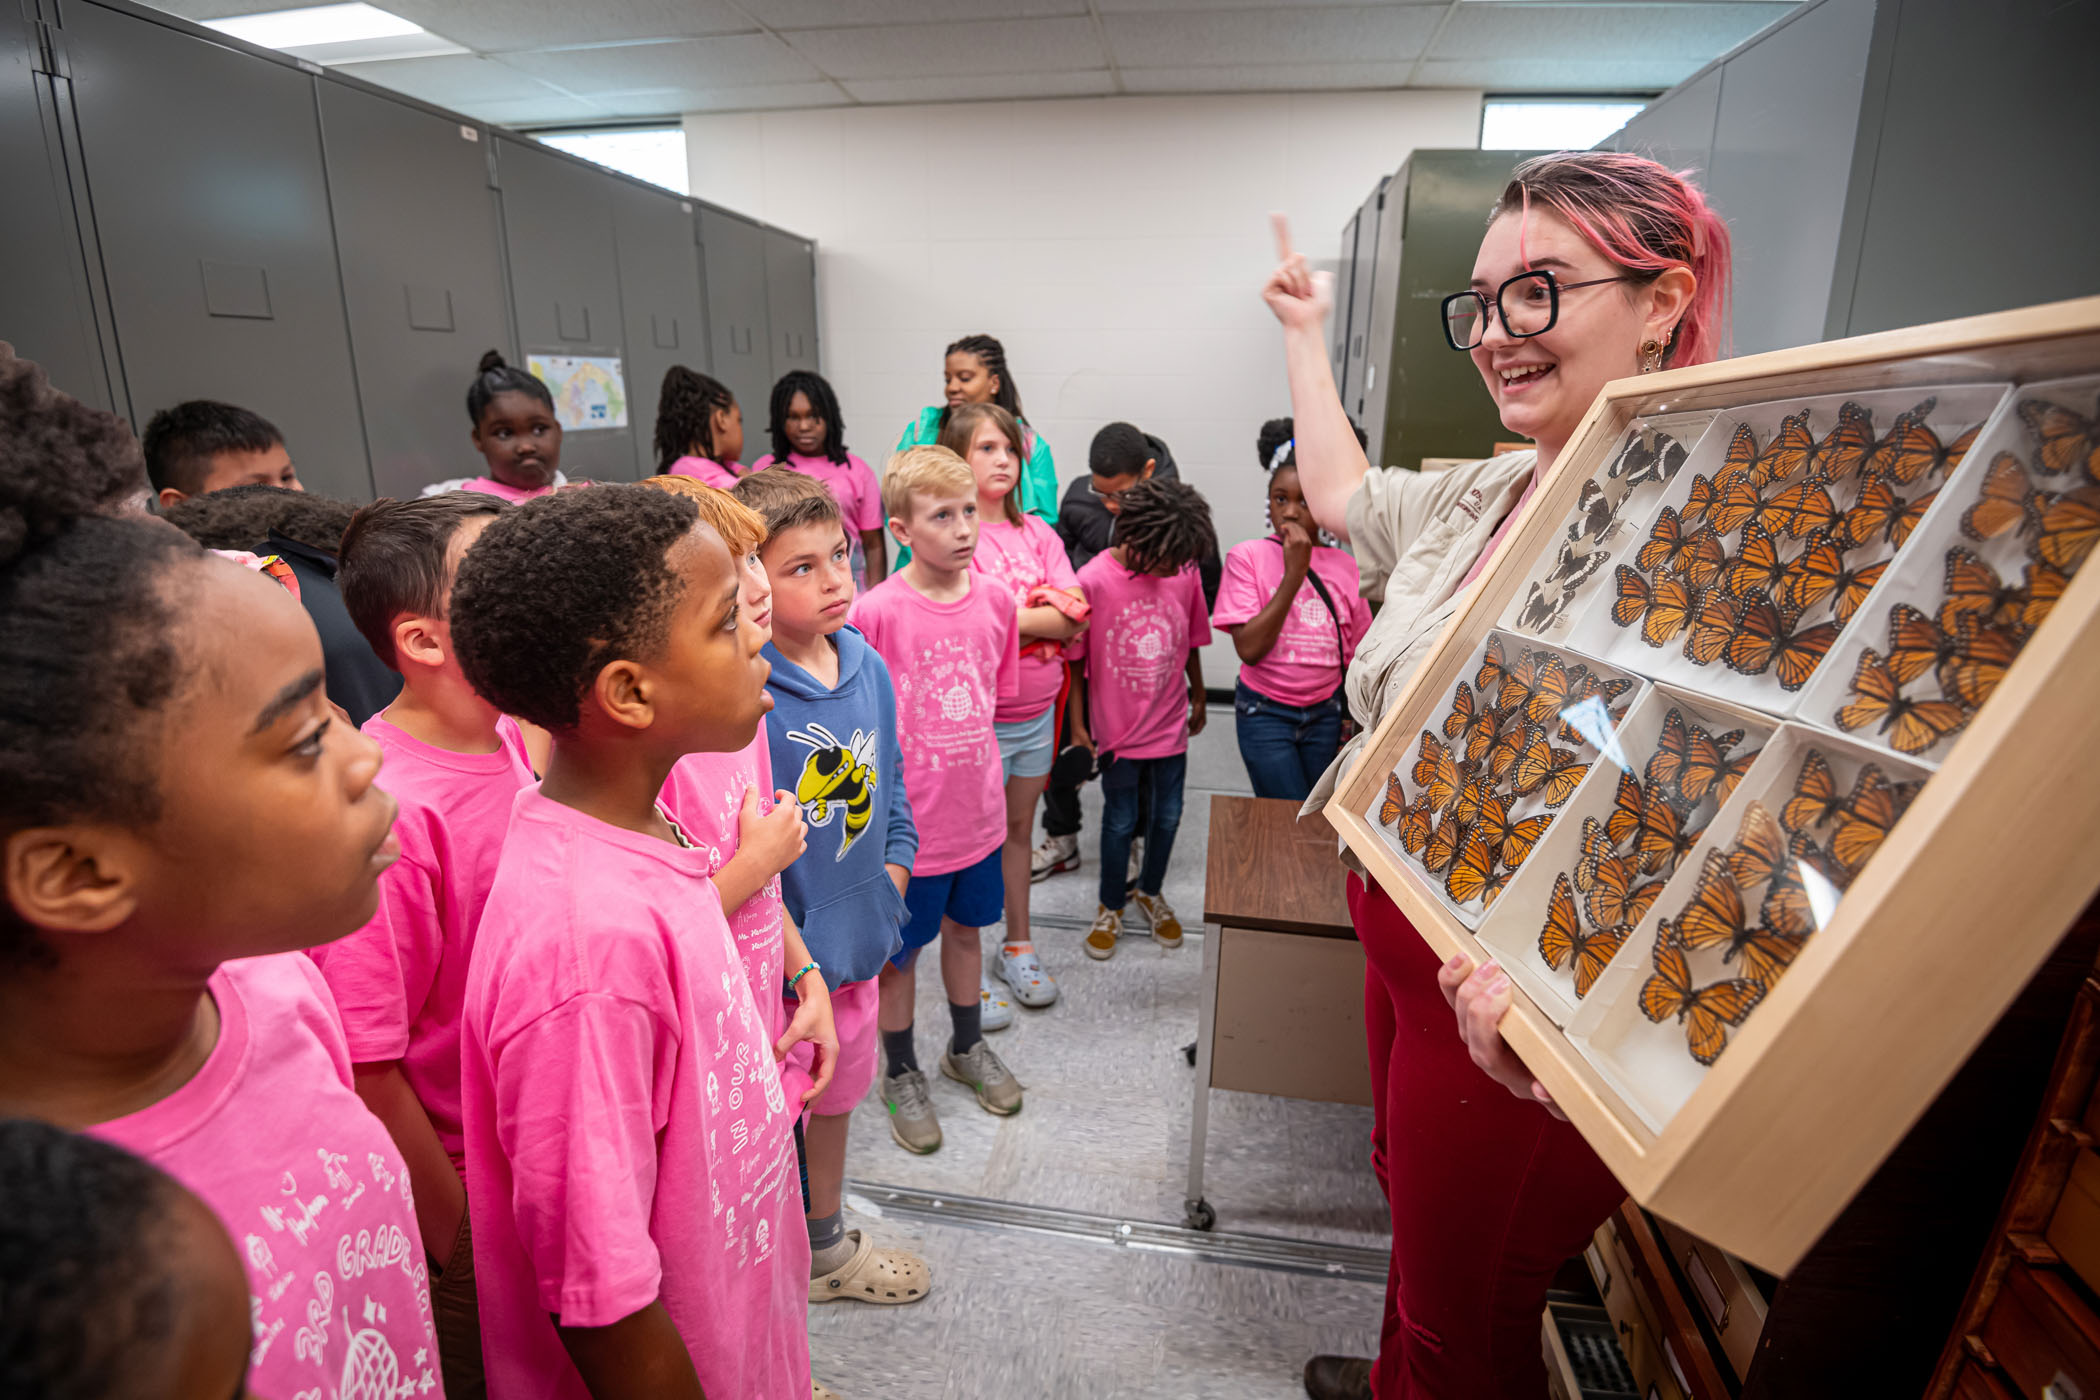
top-left (787, 961), bottom-right (820, 992)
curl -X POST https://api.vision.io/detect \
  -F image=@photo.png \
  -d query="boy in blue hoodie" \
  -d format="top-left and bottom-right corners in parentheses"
top-left (731, 468), bottom-right (935, 1308)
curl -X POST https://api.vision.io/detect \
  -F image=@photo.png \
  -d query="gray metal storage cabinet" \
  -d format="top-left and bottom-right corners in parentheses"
top-left (699, 207), bottom-right (773, 433)
top-left (1, 11), bottom-right (115, 413)
top-left (63, 3), bottom-right (370, 499)
top-left (1329, 208), bottom-right (1361, 392)
top-left (764, 228), bottom-right (819, 381)
top-left (493, 134), bottom-right (635, 483)
top-left (319, 83), bottom-right (512, 500)
top-left (610, 182), bottom-right (709, 481)
top-left (1339, 178), bottom-right (1388, 425)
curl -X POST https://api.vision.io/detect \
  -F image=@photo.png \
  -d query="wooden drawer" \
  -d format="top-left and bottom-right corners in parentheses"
top-left (2049, 1150), bottom-right (2100, 1295)
top-left (1982, 1263), bottom-right (2100, 1399)
top-left (1951, 1360), bottom-right (2019, 1400)
top-left (1544, 1300), bottom-right (1640, 1400)
top-left (1654, 1217), bottom-right (1768, 1382)
top-left (1589, 1219), bottom-right (1688, 1400)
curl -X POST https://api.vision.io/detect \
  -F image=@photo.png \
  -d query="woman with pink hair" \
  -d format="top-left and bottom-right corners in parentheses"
top-left (1271, 151), bottom-right (1733, 1400)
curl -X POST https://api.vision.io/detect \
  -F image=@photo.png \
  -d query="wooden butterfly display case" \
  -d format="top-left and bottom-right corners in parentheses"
top-left (1475, 684), bottom-right (1777, 1028)
top-left (1365, 629), bottom-right (1644, 929)
top-left (1327, 297), bottom-right (2100, 1273)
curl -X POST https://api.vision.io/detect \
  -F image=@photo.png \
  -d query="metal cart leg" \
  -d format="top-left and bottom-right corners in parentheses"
top-left (1184, 921), bottom-right (1221, 1231)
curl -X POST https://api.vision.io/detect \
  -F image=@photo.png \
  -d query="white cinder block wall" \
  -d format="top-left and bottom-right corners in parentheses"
top-left (684, 90), bottom-right (1483, 687)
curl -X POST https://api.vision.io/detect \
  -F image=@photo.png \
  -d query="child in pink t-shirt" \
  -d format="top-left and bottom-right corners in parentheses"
top-left (1213, 433), bottom-right (1372, 802)
top-left (422, 350), bottom-right (575, 499)
top-left (0, 368), bottom-right (442, 1400)
top-left (748, 369), bottom-right (890, 588)
top-left (656, 364), bottom-right (748, 489)
top-left (940, 401), bottom-right (1087, 1016)
top-left (319, 492), bottom-right (536, 1392)
top-left (850, 446), bottom-right (1025, 1148)
top-left (450, 484), bottom-right (815, 1399)
top-left (1068, 478), bottom-right (1219, 960)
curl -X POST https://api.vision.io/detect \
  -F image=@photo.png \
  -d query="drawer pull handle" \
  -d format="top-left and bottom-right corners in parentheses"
top-left (2052, 1117), bottom-right (2095, 1147)
top-left (2008, 1231), bottom-right (2062, 1266)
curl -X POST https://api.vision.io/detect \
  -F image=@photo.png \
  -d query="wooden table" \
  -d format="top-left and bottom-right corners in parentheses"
top-left (1185, 794), bottom-right (1370, 1230)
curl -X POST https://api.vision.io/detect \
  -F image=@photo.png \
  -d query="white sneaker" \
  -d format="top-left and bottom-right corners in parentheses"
top-left (1127, 836), bottom-right (1145, 890)
top-left (980, 974), bottom-right (1014, 1032)
top-left (1032, 832), bottom-right (1079, 882)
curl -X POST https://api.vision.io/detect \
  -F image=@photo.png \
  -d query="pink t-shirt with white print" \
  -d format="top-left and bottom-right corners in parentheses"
top-left (659, 729), bottom-right (814, 1108)
top-left (462, 788), bottom-right (809, 1400)
top-left (849, 572), bottom-right (1020, 875)
top-left (92, 954), bottom-right (445, 1400)
top-left (1211, 538), bottom-right (1373, 708)
top-left (666, 455), bottom-right (743, 490)
top-left (970, 513), bottom-right (1082, 722)
top-left (312, 714), bottom-right (534, 1171)
top-left (1069, 552), bottom-right (1212, 760)
top-left (748, 451), bottom-right (883, 534)
top-left (459, 476), bottom-right (557, 502)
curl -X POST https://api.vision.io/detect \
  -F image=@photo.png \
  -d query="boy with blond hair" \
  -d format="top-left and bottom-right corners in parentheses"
top-left (849, 448), bottom-right (1024, 1152)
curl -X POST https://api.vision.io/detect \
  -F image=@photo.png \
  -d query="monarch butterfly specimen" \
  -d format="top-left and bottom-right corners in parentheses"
top-left (1445, 824), bottom-right (1498, 905)
top-left (1476, 633), bottom-right (1513, 699)
top-left (1449, 772), bottom-right (1495, 828)
top-left (1781, 750), bottom-right (1848, 837)
top-left (1607, 770), bottom-right (1647, 849)
top-left (1866, 399), bottom-right (1977, 485)
top-left (1707, 469), bottom-right (1770, 537)
top-left (1644, 708), bottom-right (1693, 795)
top-left (1683, 589), bottom-right (1742, 667)
top-left (1473, 792), bottom-right (1553, 870)
top-left (1940, 616), bottom-right (2023, 709)
top-left (1940, 548), bottom-right (2031, 633)
top-left (1639, 925), bottom-right (1767, 1066)
top-left (1752, 410), bottom-right (1816, 487)
top-left (1834, 649), bottom-right (1969, 755)
top-left (1577, 823), bottom-right (1666, 928)
top-left (1756, 473), bottom-right (1840, 539)
top-left (1781, 532), bottom-right (1885, 625)
top-left (1518, 654), bottom-right (1580, 727)
top-left (2019, 558), bottom-right (2069, 631)
top-left (1561, 669), bottom-right (1634, 744)
top-left (1680, 723), bottom-right (1753, 806)
top-left (1443, 681), bottom-right (1501, 764)
top-left (1538, 872), bottom-right (1629, 999)
top-left (2036, 485), bottom-right (2100, 573)
top-left (1513, 730), bottom-right (1589, 808)
top-left (1734, 922), bottom-right (1809, 993)
top-left (1611, 566), bottom-right (1698, 647)
top-left (1720, 522), bottom-right (1790, 601)
top-left (1842, 478), bottom-right (1934, 551)
top-left (1811, 401), bottom-right (1878, 483)
top-left (1632, 783), bottom-right (1702, 876)
top-left (1486, 719), bottom-right (1533, 783)
top-left (1961, 452), bottom-right (2048, 542)
top-left (1638, 507), bottom-right (1727, 587)
top-left (1681, 473), bottom-right (1721, 532)
top-left (1421, 811), bottom-right (1467, 876)
top-left (2021, 393), bottom-right (2100, 482)
top-left (1396, 795), bottom-right (1435, 856)
top-left (1722, 592), bottom-right (1839, 691)
top-left (1676, 849), bottom-right (1750, 954)
top-left (1827, 765), bottom-right (1921, 880)
top-left (1412, 731), bottom-right (1467, 811)
top-left (1378, 771), bottom-right (1409, 825)
top-left (1726, 801), bottom-right (1788, 890)
top-left (1884, 604), bottom-right (1960, 684)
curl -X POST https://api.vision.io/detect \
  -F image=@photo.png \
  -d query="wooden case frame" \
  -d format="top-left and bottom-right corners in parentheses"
top-left (1328, 296), bottom-right (2100, 1273)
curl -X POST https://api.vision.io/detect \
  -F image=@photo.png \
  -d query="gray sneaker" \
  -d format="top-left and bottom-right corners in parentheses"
top-left (941, 1040), bottom-right (1024, 1116)
top-left (882, 1069), bottom-right (942, 1154)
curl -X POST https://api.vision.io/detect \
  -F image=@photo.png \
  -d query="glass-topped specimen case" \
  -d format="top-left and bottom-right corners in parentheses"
top-left (1326, 296), bottom-right (2100, 1273)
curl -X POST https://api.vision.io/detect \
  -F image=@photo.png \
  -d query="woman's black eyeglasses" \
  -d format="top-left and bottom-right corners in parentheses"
top-left (1441, 269), bottom-right (1634, 352)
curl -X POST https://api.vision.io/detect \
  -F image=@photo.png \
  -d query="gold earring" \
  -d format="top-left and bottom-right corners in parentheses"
top-left (1639, 339), bottom-right (1663, 374)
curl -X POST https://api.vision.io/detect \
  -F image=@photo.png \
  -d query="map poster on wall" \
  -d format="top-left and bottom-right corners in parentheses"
top-left (527, 354), bottom-right (629, 431)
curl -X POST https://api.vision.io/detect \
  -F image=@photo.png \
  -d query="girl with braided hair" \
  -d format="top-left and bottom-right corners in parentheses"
top-left (656, 364), bottom-right (746, 488)
top-left (750, 369), bottom-right (887, 585)
top-left (423, 349), bottom-right (571, 500)
top-left (897, 333), bottom-right (1058, 523)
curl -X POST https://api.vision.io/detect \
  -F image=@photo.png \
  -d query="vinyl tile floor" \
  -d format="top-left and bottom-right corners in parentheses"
top-left (815, 720), bottom-right (1391, 1399)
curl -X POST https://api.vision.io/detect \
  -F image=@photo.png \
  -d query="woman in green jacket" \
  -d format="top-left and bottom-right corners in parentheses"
top-left (898, 334), bottom-right (1057, 523)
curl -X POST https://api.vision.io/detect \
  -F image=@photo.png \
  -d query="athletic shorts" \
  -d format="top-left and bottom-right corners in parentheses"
top-left (995, 705), bottom-right (1057, 780)
top-left (894, 845), bottom-right (1004, 960)
top-left (804, 975), bottom-right (880, 1116)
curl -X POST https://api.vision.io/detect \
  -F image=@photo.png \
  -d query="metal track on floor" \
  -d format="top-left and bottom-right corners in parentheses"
top-left (1026, 910), bottom-right (1204, 938)
top-left (846, 1180), bottom-right (1386, 1284)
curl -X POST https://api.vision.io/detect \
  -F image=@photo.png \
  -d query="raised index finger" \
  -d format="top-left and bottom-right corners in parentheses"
top-left (1270, 211), bottom-right (1295, 262)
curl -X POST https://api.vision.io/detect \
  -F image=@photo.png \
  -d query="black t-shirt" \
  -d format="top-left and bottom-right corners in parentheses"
top-left (264, 531), bottom-right (401, 726)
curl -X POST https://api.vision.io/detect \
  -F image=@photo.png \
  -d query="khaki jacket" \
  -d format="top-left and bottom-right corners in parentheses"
top-left (1304, 451), bottom-right (1538, 846)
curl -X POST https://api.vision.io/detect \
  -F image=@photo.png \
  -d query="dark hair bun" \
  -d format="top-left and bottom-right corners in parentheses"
top-left (478, 349), bottom-right (508, 374)
top-left (0, 344), bottom-right (148, 572)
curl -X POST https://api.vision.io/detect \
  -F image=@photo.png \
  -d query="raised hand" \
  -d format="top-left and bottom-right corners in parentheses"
top-left (1261, 212), bottom-right (1334, 334)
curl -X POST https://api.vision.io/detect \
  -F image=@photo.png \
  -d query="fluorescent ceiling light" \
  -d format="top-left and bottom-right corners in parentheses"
top-left (203, 4), bottom-right (466, 64)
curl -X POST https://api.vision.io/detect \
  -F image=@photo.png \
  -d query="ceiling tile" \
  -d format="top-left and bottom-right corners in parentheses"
top-left (138, 0), bottom-right (306, 19)
top-left (780, 16), bottom-right (1106, 78)
top-left (1121, 61), bottom-right (1419, 93)
top-left (498, 35), bottom-right (824, 93)
top-left (842, 70), bottom-right (1117, 103)
top-left (1102, 6), bottom-right (1442, 67)
top-left (597, 82), bottom-right (853, 114)
top-left (1430, 3), bottom-right (1793, 63)
top-left (1412, 56), bottom-right (1712, 90)
top-left (743, 0), bottom-right (1087, 25)
top-left (1096, 0), bottom-right (1441, 9)
top-left (333, 54), bottom-right (572, 104)
top-left (378, 0), bottom-right (758, 53)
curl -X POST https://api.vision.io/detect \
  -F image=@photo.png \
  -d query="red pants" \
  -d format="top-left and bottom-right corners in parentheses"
top-left (1351, 875), bottom-right (1625, 1400)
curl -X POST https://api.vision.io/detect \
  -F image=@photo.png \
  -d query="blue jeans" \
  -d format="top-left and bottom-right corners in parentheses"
top-left (1233, 681), bottom-right (1345, 802)
top-left (1099, 752), bottom-right (1186, 908)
